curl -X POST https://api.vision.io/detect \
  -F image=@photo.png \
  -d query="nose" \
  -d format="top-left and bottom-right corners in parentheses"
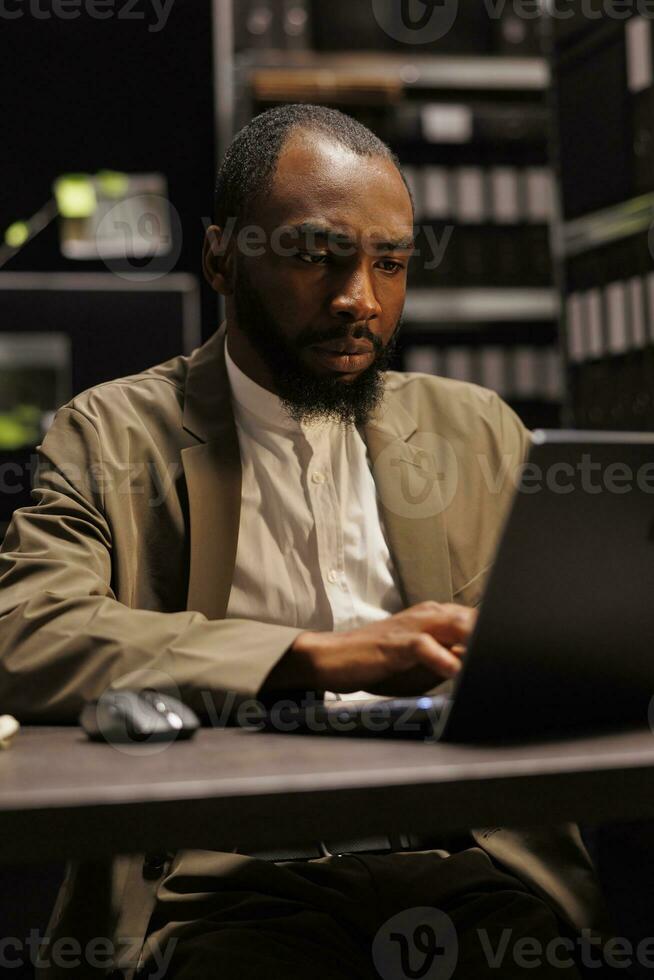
top-left (328, 266), bottom-right (382, 323)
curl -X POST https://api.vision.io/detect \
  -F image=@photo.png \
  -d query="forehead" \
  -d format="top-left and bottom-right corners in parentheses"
top-left (259, 132), bottom-right (414, 239)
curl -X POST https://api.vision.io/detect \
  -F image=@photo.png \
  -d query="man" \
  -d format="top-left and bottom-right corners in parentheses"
top-left (0, 105), bottom-right (607, 978)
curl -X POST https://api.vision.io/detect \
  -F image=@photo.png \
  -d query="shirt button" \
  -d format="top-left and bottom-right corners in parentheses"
top-left (312, 471), bottom-right (326, 484)
top-left (327, 569), bottom-right (340, 584)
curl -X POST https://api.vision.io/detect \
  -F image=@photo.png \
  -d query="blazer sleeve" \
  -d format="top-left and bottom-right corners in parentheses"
top-left (494, 389), bottom-right (533, 466)
top-left (0, 408), bottom-right (303, 722)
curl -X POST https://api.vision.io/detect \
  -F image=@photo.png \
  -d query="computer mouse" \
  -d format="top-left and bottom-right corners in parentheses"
top-left (79, 689), bottom-right (200, 743)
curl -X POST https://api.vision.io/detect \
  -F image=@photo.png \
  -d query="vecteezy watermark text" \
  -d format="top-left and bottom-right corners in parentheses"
top-left (4, 449), bottom-right (654, 514)
top-left (373, 909), bottom-right (654, 979)
top-left (203, 216), bottom-right (453, 273)
top-left (535, 0), bottom-right (654, 20)
top-left (478, 928), bottom-right (654, 971)
top-left (0, 455), bottom-right (182, 508)
top-left (510, 454), bottom-right (654, 496)
top-left (0, 931), bottom-right (176, 977)
top-left (200, 690), bottom-right (449, 740)
top-left (372, 0), bottom-right (654, 49)
top-left (0, 0), bottom-right (175, 32)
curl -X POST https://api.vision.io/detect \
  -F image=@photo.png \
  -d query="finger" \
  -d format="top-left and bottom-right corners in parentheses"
top-left (409, 600), bottom-right (476, 626)
top-left (443, 602), bottom-right (478, 624)
top-left (440, 603), bottom-right (478, 635)
top-left (413, 607), bottom-right (476, 645)
top-left (407, 631), bottom-right (463, 679)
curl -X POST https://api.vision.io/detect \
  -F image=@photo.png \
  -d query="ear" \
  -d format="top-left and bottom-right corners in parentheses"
top-left (202, 223), bottom-right (235, 295)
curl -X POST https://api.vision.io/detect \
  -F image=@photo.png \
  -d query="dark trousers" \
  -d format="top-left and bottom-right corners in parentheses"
top-left (141, 847), bottom-right (584, 979)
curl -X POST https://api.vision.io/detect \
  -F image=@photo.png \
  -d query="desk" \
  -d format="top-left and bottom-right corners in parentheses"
top-left (2, 725), bottom-right (654, 863)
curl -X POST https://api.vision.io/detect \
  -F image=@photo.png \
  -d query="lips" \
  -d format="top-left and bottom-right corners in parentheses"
top-left (308, 346), bottom-right (376, 374)
top-left (312, 340), bottom-right (375, 355)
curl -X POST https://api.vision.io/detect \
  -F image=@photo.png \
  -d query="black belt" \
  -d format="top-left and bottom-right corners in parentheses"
top-left (242, 832), bottom-right (472, 862)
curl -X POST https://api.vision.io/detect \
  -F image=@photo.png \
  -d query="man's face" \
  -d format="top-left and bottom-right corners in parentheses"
top-left (220, 132), bottom-right (415, 425)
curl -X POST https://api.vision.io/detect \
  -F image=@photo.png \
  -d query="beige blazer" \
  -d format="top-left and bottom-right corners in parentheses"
top-left (0, 326), bottom-right (607, 975)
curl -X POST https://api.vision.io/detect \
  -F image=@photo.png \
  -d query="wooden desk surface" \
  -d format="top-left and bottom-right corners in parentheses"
top-left (2, 725), bottom-right (654, 862)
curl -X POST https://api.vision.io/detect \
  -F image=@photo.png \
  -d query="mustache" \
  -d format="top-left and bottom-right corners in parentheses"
top-left (294, 324), bottom-right (384, 353)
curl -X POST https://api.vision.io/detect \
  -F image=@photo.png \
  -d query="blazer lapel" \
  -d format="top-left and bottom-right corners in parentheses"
top-left (363, 397), bottom-right (453, 606)
top-left (182, 326), bottom-right (241, 620)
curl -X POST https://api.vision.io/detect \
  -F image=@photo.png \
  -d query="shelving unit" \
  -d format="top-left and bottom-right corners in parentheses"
top-left (559, 191), bottom-right (654, 258)
top-left (0, 272), bottom-right (202, 532)
top-left (548, 9), bottom-right (654, 430)
top-left (237, 50), bottom-right (550, 96)
top-left (403, 287), bottom-right (557, 324)
top-left (213, 0), bottom-right (563, 427)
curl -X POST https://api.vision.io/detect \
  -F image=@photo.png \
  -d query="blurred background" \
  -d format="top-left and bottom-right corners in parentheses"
top-left (3, 2), bottom-right (653, 538)
top-left (2, 1), bottom-right (654, 972)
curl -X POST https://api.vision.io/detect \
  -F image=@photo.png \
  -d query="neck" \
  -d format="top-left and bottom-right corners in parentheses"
top-left (225, 322), bottom-right (277, 394)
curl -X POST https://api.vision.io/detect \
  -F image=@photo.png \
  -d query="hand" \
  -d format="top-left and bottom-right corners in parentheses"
top-left (263, 601), bottom-right (477, 697)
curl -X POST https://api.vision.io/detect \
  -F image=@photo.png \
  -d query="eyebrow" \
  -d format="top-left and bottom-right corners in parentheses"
top-left (369, 237), bottom-right (416, 252)
top-left (292, 222), bottom-right (415, 252)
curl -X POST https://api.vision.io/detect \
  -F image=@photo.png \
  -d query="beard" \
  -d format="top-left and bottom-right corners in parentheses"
top-left (232, 262), bottom-right (402, 427)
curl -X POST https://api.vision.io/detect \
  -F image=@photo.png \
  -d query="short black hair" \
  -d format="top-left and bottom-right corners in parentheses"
top-left (213, 103), bottom-right (414, 227)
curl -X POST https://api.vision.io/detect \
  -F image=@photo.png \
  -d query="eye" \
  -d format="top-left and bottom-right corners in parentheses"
top-left (296, 251), bottom-right (329, 265)
top-left (377, 259), bottom-right (405, 274)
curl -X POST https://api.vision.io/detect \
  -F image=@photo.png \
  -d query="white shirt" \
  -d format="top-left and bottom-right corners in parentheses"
top-left (224, 339), bottom-right (404, 700)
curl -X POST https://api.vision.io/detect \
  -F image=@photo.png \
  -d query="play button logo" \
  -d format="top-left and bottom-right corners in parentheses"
top-left (372, 0), bottom-right (460, 45)
top-left (372, 907), bottom-right (459, 980)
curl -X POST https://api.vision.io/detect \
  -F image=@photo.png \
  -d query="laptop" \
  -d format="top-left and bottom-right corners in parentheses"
top-left (257, 431), bottom-right (654, 743)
